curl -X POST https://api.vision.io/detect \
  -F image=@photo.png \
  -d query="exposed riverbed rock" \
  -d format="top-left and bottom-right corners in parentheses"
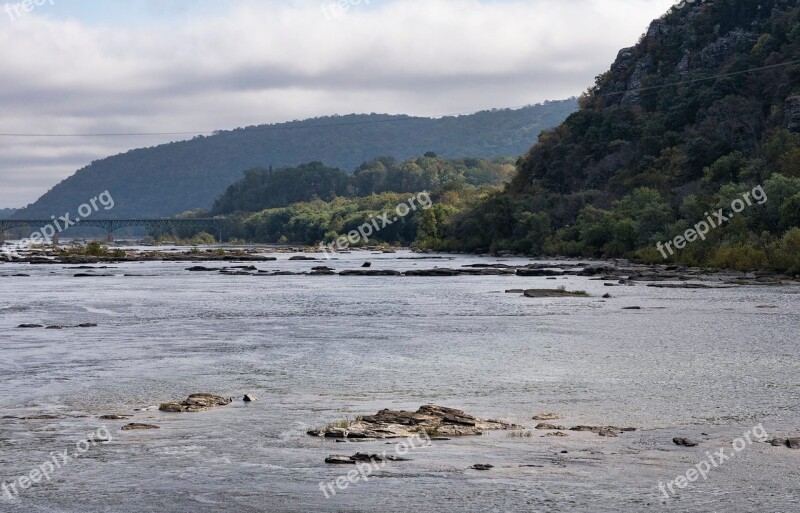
top-left (470, 464), bottom-right (494, 471)
top-left (339, 270), bottom-right (402, 276)
top-left (570, 426), bottom-right (637, 437)
top-left (159, 393), bottom-right (233, 413)
top-left (121, 423), bottom-right (160, 431)
top-left (673, 437), bottom-right (699, 447)
top-left (309, 405), bottom-right (522, 439)
top-left (536, 423), bottom-right (567, 431)
top-left (324, 453), bottom-right (409, 464)
top-left (532, 413), bottom-right (561, 421)
top-left (523, 289), bottom-right (588, 298)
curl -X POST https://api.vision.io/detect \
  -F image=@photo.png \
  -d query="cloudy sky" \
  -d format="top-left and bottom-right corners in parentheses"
top-left (0, 0), bottom-right (677, 208)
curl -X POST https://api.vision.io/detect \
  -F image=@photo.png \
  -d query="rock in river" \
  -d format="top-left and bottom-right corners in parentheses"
top-left (569, 425), bottom-right (636, 437)
top-left (159, 393), bottom-right (233, 413)
top-left (470, 464), bottom-right (494, 471)
top-left (121, 423), bottom-right (160, 431)
top-left (309, 404), bottom-right (522, 439)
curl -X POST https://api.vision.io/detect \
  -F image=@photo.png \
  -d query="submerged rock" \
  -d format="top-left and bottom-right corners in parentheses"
top-left (17, 324), bottom-right (44, 329)
top-left (570, 426), bottom-right (636, 437)
top-left (159, 393), bottom-right (233, 413)
top-left (339, 270), bottom-right (401, 276)
top-left (524, 289), bottom-right (588, 298)
top-left (121, 423), bottom-right (160, 431)
top-left (673, 437), bottom-right (699, 447)
top-left (470, 464), bottom-right (494, 471)
top-left (309, 404), bottom-right (521, 439)
top-left (532, 413), bottom-right (561, 421)
top-left (100, 414), bottom-right (133, 420)
top-left (324, 455), bottom-right (356, 465)
top-left (536, 423), bottom-right (567, 431)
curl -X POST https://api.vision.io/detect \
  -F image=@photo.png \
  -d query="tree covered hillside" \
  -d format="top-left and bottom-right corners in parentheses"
top-left (160, 155), bottom-right (515, 245)
top-left (15, 100), bottom-right (576, 219)
top-left (428, 0), bottom-right (800, 274)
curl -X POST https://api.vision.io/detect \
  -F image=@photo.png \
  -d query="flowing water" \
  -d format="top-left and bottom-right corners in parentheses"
top-left (0, 251), bottom-right (798, 512)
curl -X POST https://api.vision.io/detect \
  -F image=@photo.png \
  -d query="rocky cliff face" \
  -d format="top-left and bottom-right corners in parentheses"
top-left (786, 95), bottom-right (800, 132)
top-left (510, 0), bottom-right (800, 195)
top-left (598, 3), bottom-right (762, 108)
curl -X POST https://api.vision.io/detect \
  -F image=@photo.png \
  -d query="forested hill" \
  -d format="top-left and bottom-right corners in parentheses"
top-left (15, 100), bottom-right (576, 219)
top-left (511, 0), bottom-right (800, 196)
top-left (0, 208), bottom-right (16, 219)
top-left (435, 0), bottom-right (800, 273)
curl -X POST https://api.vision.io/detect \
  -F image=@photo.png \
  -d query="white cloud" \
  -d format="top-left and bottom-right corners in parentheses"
top-left (0, 0), bottom-right (677, 207)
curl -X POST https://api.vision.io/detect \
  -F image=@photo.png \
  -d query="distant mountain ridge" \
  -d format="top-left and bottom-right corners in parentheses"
top-left (15, 100), bottom-right (577, 219)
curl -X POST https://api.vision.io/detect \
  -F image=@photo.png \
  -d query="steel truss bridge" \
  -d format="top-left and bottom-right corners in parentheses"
top-left (0, 218), bottom-right (223, 243)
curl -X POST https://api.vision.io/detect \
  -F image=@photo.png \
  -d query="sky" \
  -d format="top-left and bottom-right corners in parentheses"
top-left (0, 0), bottom-right (678, 208)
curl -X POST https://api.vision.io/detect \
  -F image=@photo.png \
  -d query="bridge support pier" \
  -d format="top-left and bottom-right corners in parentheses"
top-left (107, 230), bottom-right (113, 243)
top-left (52, 233), bottom-right (59, 246)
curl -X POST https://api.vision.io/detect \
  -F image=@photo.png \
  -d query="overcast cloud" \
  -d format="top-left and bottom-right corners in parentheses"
top-left (0, 0), bottom-right (677, 208)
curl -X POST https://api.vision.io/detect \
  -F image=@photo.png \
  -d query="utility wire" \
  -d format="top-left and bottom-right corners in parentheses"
top-left (1, 58), bottom-right (797, 138)
top-left (0, 103), bottom-right (548, 138)
top-left (599, 58), bottom-right (800, 98)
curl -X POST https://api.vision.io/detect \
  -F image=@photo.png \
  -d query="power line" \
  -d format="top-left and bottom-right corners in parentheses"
top-left (1, 58), bottom-right (796, 138)
top-left (599, 59), bottom-right (800, 98)
top-left (0, 102), bottom-right (549, 138)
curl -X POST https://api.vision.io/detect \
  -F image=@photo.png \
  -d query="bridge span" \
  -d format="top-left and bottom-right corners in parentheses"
top-left (0, 218), bottom-right (223, 244)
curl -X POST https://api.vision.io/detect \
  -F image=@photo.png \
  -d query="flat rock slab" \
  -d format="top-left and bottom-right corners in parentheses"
top-left (570, 426), bottom-right (637, 437)
top-left (471, 464), bottom-right (494, 471)
top-left (325, 453), bottom-right (410, 465)
top-left (532, 413), bottom-right (562, 421)
top-left (523, 289), bottom-right (588, 298)
top-left (159, 393), bottom-right (233, 413)
top-left (121, 423), bottom-right (160, 431)
top-left (309, 404), bottom-right (522, 439)
top-left (536, 423), bottom-right (567, 430)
